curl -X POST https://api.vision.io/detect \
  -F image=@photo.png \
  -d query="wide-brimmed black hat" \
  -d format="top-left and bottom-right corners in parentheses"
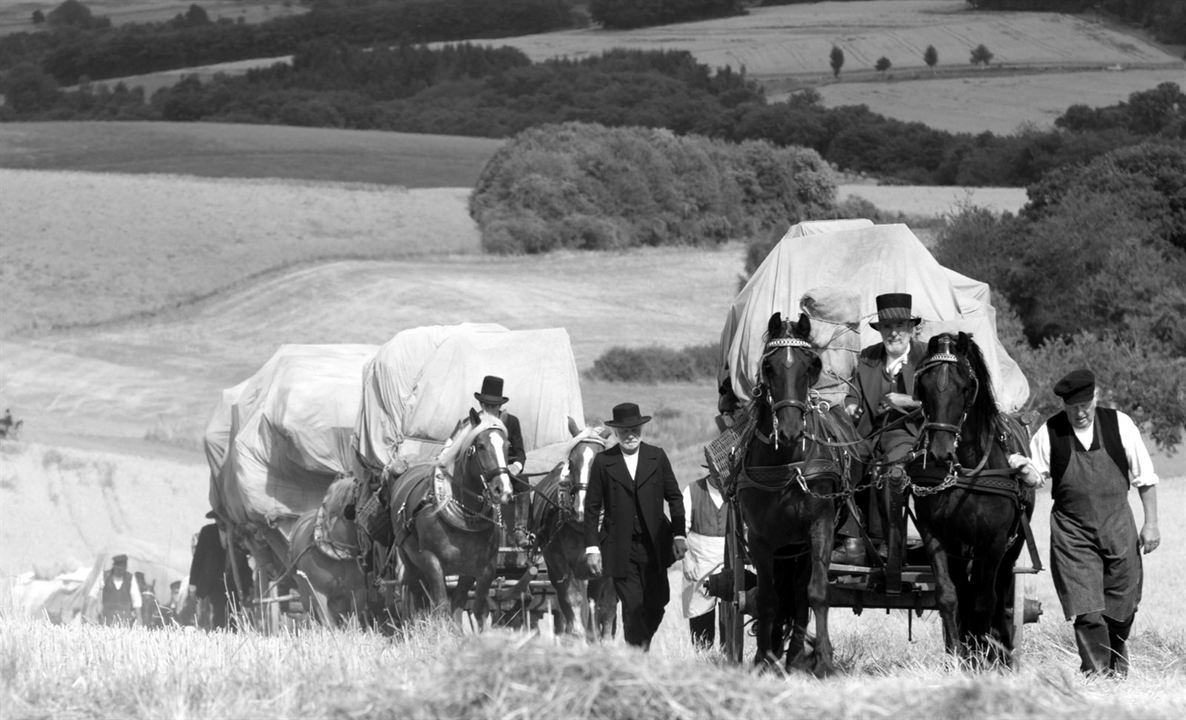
top-left (869, 292), bottom-right (922, 330)
top-left (205, 510), bottom-right (217, 520)
top-left (605, 402), bottom-right (651, 428)
top-left (474, 375), bottom-right (509, 405)
top-left (1054, 368), bottom-right (1095, 405)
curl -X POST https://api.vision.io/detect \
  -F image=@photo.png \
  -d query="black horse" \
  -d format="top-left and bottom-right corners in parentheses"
top-left (736, 312), bottom-right (860, 676)
top-left (910, 331), bottom-right (1034, 668)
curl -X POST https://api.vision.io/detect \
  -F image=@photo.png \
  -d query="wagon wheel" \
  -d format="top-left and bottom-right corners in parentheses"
top-left (1009, 553), bottom-right (1042, 661)
top-left (720, 494), bottom-right (747, 664)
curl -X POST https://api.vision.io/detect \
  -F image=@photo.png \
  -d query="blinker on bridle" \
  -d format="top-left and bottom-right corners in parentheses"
top-left (917, 336), bottom-right (978, 440)
top-left (757, 335), bottom-right (815, 450)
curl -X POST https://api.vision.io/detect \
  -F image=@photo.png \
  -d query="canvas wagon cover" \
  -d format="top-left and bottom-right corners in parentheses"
top-left (204, 344), bottom-right (377, 535)
top-left (720, 221), bottom-right (1029, 412)
top-left (354, 323), bottom-right (585, 475)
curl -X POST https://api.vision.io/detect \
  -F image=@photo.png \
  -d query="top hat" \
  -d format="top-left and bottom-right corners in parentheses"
top-left (869, 293), bottom-right (922, 330)
top-left (474, 375), bottom-right (509, 405)
top-left (1053, 368), bottom-right (1095, 405)
top-left (205, 510), bottom-right (217, 520)
top-left (111, 554), bottom-right (128, 566)
top-left (605, 402), bottom-right (652, 428)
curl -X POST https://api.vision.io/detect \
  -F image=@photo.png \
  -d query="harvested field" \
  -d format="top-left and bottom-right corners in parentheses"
top-left (465, 2), bottom-right (1183, 82)
top-left (810, 68), bottom-right (1186, 135)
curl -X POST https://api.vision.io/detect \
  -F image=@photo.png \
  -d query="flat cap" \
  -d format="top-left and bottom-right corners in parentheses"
top-left (1053, 368), bottom-right (1095, 405)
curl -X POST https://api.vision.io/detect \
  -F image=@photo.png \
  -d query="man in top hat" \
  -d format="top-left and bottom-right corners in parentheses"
top-left (1026, 368), bottom-right (1160, 677)
top-left (839, 292), bottom-right (927, 560)
top-left (584, 402), bottom-right (686, 650)
top-left (89, 553), bottom-right (142, 625)
top-left (460, 375), bottom-right (529, 548)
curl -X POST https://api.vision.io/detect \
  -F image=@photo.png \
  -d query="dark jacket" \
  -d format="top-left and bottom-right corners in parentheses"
top-left (583, 442), bottom-right (685, 578)
top-left (846, 339), bottom-right (928, 438)
top-left (500, 411), bottom-right (527, 469)
top-left (189, 524), bottom-right (250, 599)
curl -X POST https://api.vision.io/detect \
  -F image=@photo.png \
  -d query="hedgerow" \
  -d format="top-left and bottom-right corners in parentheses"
top-left (588, 343), bottom-right (720, 382)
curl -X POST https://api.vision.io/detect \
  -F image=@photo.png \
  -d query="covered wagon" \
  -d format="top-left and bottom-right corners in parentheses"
top-left (204, 343), bottom-right (377, 624)
top-left (353, 323), bottom-right (585, 627)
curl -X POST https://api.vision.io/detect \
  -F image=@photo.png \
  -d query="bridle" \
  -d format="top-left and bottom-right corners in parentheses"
top-left (460, 427), bottom-right (513, 509)
top-left (914, 336), bottom-right (979, 451)
top-left (558, 435), bottom-right (608, 520)
top-left (753, 335), bottom-right (817, 450)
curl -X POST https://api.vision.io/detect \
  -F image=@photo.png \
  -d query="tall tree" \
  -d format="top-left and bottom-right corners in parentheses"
top-left (924, 45), bottom-right (938, 73)
top-left (970, 44), bottom-right (993, 66)
top-left (829, 45), bottom-right (844, 78)
top-left (875, 56), bottom-right (891, 75)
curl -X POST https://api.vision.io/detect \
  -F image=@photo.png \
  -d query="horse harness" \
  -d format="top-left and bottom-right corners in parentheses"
top-left (907, 340), bottom-right (1043, 570)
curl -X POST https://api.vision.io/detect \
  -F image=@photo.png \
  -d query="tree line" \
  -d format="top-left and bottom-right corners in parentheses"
top-left (0, 0), bottom-right (578, 86)
top-left (3, 42), bottom-right (1184, 188)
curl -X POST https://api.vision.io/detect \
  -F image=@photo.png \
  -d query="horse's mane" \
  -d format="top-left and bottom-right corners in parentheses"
top-left (927, 331), bottom-right (999, 427)
top-left (559, 425), bottom-right (611, 463)
top-left (323, 475), bottom-right (357, 515)
top-left (436, 412), bottom-right (508, 469)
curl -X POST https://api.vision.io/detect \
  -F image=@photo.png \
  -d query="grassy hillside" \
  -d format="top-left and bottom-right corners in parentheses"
top-left (0, 122), bottom-right (504, 186)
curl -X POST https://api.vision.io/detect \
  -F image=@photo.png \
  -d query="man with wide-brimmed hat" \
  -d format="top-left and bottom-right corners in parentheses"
top-left (1028, 368), bottom-right (1160, 677)
top-left (461, 375), bottom-right (529, 548)
top-left (839, 292), bottom-right (927, 561)
top-left (584, 402), bottom-right (686, 650)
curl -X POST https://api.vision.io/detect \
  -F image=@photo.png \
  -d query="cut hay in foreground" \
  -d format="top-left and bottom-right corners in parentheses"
top-left (1, 616), bottom-right (1184, 720)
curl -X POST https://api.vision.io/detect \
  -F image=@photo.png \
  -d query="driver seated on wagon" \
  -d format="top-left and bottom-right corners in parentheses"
top-left (450, 375), bottom-right (531, 549)
top-left (839, 292), bottom-right (926, 561)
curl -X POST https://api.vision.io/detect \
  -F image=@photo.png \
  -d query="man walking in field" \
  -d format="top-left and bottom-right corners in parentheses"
top-left (187, 511), bottom-right (251, 630)
top-left (90, 554), bottom-right (141, 626)
top-left (584, 402), bottom-right (686, 650)
top-left (1026, 369), bottom-right (1161, 677)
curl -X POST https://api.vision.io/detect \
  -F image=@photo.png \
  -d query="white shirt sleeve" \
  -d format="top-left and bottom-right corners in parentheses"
top-left (1027, 414), bottom-right (1159, 487)
top-left (682, 485), bottom-right (694, 532)
top-left (1028, 423), bottom-right (1052, 478)
top-left (1117, 411), bottom-right (1160, 487)
top-left (130, 575), bottom-right (142, 610)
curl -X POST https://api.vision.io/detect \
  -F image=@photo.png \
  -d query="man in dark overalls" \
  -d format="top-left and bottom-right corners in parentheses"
top-left (1028, 369), bottom-right (1161, 677)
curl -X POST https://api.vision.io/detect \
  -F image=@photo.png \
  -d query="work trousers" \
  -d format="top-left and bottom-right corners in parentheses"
top-left (689, 607), bottom-right (727, 650)
top-left (616, 535), bottom-right (667, 650)
top-left (1074, 611), bottom-right (1134, 677)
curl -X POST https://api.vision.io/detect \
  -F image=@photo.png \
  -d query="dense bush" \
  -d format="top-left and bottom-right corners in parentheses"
top-left (935, 142), bottom-right (1186, 447)
top-left (469, 122), bottom-right (835, 254)
top-left (589, 343), bottom-right (720, 382)
top-left (1012, 332), bottom-right (1186, 450)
